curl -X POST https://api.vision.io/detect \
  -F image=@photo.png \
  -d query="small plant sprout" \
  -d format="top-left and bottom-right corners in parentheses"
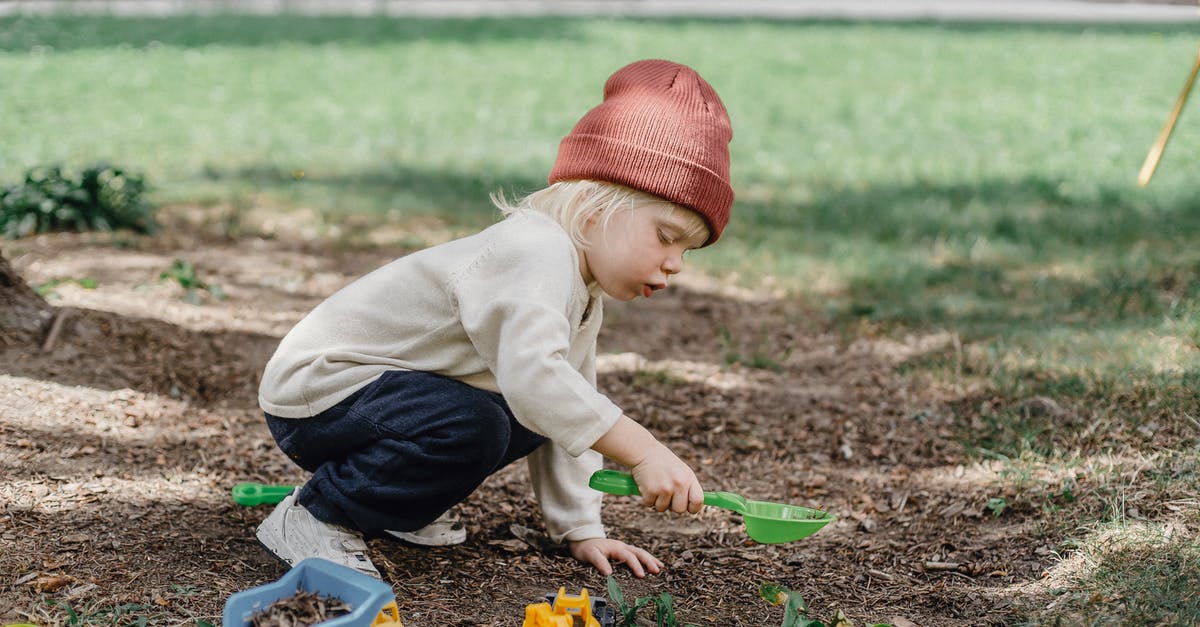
top-left (760, 583), bottom-right (895, 627)
top-left (605, 576), bottom-right (698, 627)
top-left (760, 583), bottom-right (812, 627)
top-left (35, 277), bottom-right (98, 299)
top-left (986, 496), bottom-right (1008, 517)
top-left (160, 259), bottom-right (226, 304)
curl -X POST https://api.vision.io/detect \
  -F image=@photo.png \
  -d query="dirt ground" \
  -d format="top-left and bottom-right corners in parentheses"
top-left (0, 211), bottom-right (1066, 626)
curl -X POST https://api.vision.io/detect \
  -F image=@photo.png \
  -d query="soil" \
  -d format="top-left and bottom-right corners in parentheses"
top-left (0, 211), bottom-right (1065, 626)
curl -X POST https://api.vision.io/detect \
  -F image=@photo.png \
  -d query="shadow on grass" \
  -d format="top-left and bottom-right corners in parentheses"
top-left (1, 14), bottom-right (1197, 52)
top-left (199, 160), bottom-right (548, 228)
top-left (741, 174), bottom-right (1200, 251)
top-left (0, 14), bottom-right (590, 50)
top-left (727, 174), bottom-right (1200, 337)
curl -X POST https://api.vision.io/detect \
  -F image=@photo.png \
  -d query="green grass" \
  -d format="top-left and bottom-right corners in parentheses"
top-left (1043, 522), bottom-right (1200, 625)
top-left (3, 13), bottom-right (1200, 623)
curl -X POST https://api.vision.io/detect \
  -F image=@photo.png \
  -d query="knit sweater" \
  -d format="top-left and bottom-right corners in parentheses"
top-left (258, 210), bottom-right (622, 542)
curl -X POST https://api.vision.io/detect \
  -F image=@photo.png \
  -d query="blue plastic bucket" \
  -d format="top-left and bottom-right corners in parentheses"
top-left (223, 558), bottom-right (400, 626)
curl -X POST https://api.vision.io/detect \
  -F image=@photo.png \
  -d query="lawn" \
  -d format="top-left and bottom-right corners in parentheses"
top-left (2, 13), bottom-right (1199, 626)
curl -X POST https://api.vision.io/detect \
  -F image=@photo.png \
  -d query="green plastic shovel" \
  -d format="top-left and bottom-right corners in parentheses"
top-left (231, 482), bottom-right (296, 506)
top-left (588, 470), bottom-right (835, 544)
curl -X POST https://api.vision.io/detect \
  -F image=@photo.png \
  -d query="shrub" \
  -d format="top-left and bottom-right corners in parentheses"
top-left (0, 163), bottom-right (157, 238)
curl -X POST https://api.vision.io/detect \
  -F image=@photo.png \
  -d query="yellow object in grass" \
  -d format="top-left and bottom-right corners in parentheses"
top-left (523, 588), bottom-right (603, 627)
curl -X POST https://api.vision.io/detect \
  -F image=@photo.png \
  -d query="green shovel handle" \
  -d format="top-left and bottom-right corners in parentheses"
top-left (587, 470), bottom-right (749, 513)
top-left (231, 482), bottom-right (296, 506)
top-left (588, 469), bottom-right (643, 496)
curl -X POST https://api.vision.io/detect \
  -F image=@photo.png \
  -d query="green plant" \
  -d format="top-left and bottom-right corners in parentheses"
top-left (45, 599), bottom-right (155, 626)
top-left (0, 163), bottom-right (156, 237)
top-left (986, 496), bottom-right (1009, 517)
top-left (606, 576), bottom-right (698, 627)
top-left (760, 583), bottom-right (814, 627)
top-left (35, 276), bottom-right (98, 298)
top-left (760, 583), bottom-right (894, 627)
top-left (160, 258), bottom-right (226, 304)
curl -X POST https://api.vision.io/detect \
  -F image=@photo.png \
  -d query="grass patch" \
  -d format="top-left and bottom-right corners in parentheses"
top-left (1037, 522), bottom-right (1200, 625)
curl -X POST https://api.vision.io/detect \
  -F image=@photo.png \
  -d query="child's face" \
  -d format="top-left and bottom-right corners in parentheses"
top-left (580, 203), bottom-right (708, 301)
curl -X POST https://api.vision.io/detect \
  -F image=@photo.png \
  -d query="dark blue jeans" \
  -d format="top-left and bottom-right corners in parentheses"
top-left (265, 370), bottom-right (546, 535)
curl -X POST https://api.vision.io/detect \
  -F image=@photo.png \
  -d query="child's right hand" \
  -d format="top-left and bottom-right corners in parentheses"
top-left (592, 414), bottom-right (704, 514)
top-left (630, 448), bottom-right (704, 514)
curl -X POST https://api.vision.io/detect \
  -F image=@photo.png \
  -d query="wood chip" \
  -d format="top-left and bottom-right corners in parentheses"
top-left (249, 590), bottom-right (352, 627)
top-left (33, 574), bottom-right (75, 592)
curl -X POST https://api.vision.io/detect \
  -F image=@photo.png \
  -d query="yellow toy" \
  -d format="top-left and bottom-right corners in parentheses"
top-left (523, 587), bottom-right (613, 627)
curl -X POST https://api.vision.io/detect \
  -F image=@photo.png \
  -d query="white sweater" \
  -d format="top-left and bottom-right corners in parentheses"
top-left (258, 210), bottom-right (621, 542)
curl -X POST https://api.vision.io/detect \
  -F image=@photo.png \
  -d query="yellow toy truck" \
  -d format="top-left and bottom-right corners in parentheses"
top-left (522, 587), bottom-right (616, 627)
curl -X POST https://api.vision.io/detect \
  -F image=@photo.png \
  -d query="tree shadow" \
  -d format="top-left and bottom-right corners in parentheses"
top-left (0, 14), bottom-right (589, 51)
top-left (737, 174), bottom-right (1200, 250)
top-left (0, 305), bottom-right (277, 408)
top-left (200, 160), bottom-right (547, 227)
top-left (2, 13), bottom-right (1194, 53)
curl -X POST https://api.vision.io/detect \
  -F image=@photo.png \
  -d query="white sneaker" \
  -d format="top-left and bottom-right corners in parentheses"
top-left (384, 509), bottom-right (467, 547)
top-left (255, 490), bottom-right (381, 579)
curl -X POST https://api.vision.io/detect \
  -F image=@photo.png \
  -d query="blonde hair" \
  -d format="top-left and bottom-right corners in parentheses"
top-left (491, 180), bottom-right (709, 249)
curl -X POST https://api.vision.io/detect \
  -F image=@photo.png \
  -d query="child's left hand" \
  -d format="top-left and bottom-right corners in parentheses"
top-left (568, 537), bottom-right (664, 578)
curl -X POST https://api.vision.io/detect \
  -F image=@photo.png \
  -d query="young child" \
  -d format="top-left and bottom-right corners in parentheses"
top-left (255, 58), bottom-right (734, 579)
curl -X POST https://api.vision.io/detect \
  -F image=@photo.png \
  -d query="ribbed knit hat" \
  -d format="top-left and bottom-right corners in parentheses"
top-left (549, 59), bottom-right (734, 245)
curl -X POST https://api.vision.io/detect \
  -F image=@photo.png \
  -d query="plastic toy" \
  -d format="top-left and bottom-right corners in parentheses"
top-left (589, 469), bottom-right (836, 544)
top-left (231, 482), bottom-right (296, 506)
top-left (523, 587), bottom-right (616, 627)
top-left (223, 557), bottom-right (402, 626)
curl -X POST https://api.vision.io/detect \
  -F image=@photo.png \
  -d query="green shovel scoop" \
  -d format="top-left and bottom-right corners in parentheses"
top-left (588, 470), bottom-right (835, 544)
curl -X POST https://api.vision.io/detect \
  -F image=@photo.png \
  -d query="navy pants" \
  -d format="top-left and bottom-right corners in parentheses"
top-left (265, 370), bottom-right (546, 535)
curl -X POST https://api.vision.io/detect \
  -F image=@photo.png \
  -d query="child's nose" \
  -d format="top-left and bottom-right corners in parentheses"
top-left (662, 252), bottom-right (683, 275)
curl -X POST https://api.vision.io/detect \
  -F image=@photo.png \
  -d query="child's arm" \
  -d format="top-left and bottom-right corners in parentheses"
top-left (591, 414), bottom-right (704, 514)
top-left (569, 417), bottom-right (698, 577)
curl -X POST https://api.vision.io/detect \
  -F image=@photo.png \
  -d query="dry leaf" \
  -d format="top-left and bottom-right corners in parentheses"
top-left (34, 574), bottom-right (74, 592)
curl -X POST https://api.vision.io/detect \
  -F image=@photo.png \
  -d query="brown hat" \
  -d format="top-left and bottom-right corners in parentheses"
top-left (549, 59), bottom-right (734, 245)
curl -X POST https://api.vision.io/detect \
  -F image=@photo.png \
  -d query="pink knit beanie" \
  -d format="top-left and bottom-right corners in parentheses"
top-left (549, 59), bottom-right (734, 245)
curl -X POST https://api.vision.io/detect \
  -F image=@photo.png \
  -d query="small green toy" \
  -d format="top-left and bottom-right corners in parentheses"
top-left (231, 482), bottom-right (296, 506)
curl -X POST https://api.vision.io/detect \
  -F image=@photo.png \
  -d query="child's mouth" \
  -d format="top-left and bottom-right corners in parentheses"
top-left (642, 284), bottom-right (665, 298)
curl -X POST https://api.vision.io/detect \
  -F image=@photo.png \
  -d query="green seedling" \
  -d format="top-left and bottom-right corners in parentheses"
top-left (606, 576), bottom-right (697, 627)
top-left (36, 277), bottom-right (97, 298)
top-left (589, 470), bottom-right (834, 544)
top-left (160, 258), bottom-right (226, 304)
top-left (761, 583), bottom-right (896, 627)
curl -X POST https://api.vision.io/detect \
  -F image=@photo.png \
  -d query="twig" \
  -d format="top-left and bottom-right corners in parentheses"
top-left (923, 561), bottom-right (961, 571)
top-left (40, 308), bottom-right (69, 352)
top-left (867, 569), bottom-right (895, 581)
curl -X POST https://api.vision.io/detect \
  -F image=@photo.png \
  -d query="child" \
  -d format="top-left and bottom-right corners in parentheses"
top-left (255, 58), bottom-right (734, 579)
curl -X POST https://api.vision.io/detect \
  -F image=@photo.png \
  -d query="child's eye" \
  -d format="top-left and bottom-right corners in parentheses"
top-left (657, 229), bottom-right (675, 245)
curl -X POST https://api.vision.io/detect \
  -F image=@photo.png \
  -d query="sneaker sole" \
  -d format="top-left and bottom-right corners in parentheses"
top-left (255, 524), bottom-right (298, 569)
top-left (256, 528), bottom-right (383, 579)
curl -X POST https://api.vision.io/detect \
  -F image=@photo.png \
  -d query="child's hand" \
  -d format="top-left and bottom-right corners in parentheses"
top-left (569, 537), bottom-right (664, 578)
top-left (591, 415), bottom-right (704, 513)
top-left (630, 449), bottom-right (704, 514)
